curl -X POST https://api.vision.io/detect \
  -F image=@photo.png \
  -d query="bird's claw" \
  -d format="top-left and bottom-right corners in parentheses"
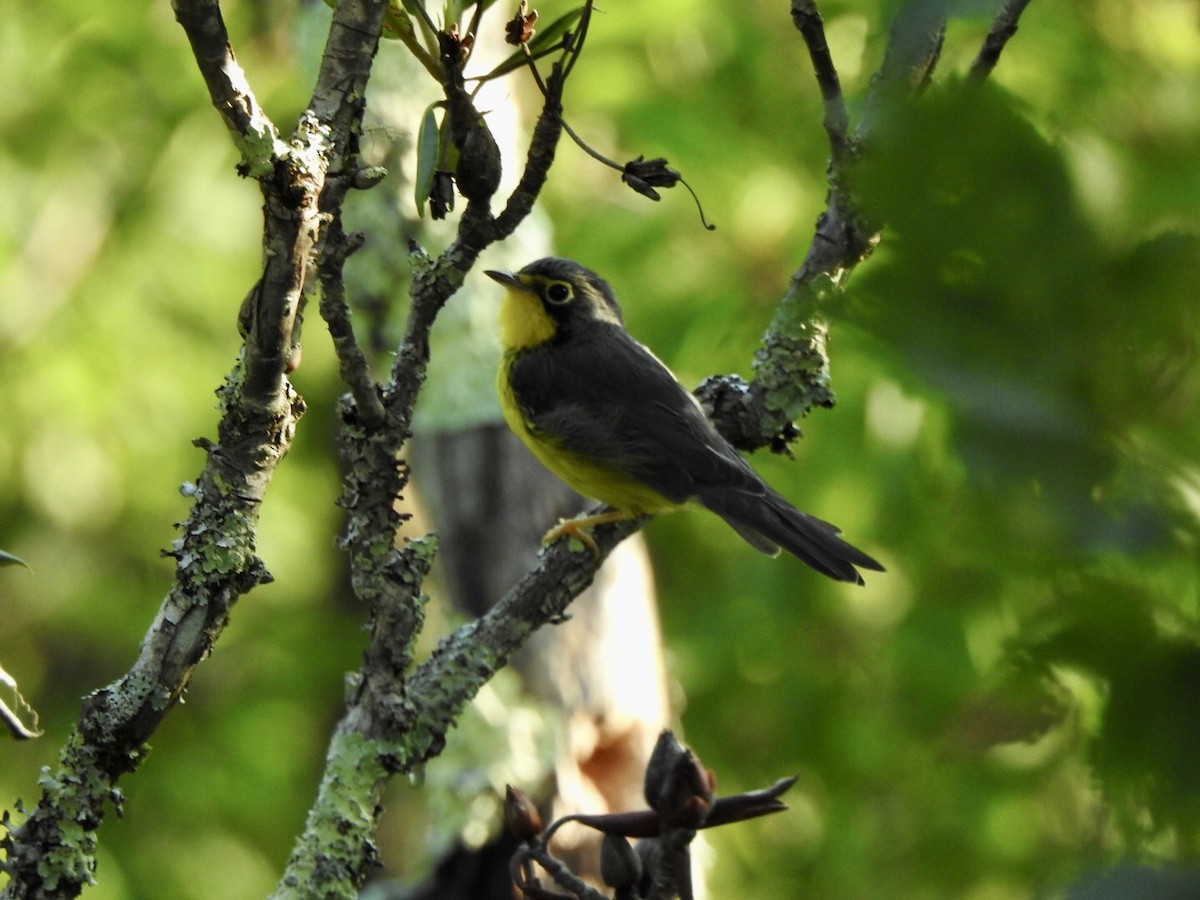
top-left (542, 517), bottom-right (601, 558)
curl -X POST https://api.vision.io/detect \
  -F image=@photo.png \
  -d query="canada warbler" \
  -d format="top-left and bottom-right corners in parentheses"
top-left (486, 258), bottom-right (883, 584)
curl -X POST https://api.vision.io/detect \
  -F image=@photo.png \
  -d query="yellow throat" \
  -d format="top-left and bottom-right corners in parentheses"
top-left (499, 284), bottom-right (556, 351)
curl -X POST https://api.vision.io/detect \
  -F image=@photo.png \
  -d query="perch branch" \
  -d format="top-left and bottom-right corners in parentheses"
top-left (269, 18), bottom-right (580, 896)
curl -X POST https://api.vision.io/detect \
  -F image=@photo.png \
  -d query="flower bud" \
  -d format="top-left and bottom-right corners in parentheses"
top-left (504, 784), bottom-right (543, 841)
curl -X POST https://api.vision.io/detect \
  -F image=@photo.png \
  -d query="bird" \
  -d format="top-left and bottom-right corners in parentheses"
top-left (485, 257), bottom-right (884, 584)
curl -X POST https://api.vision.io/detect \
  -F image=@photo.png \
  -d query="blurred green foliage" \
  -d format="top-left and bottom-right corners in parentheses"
top-left (2, 0), bottom-right (1199, 898)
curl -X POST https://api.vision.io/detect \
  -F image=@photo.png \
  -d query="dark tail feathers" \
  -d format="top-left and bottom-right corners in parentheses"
top-left (699, 487), bottom-right (884, 584)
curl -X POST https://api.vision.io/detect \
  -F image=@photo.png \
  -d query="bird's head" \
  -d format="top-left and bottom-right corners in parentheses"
top-left (486, 257), bottom-right (624, 351)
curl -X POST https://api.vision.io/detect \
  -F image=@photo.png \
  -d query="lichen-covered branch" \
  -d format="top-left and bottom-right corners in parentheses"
top-left (317, 222), bottom-right (386, 426)
top-left (0, 2), bottom-right (390, 897)
top-left (695, 0), bottom-right (962, 453)
top-left (0, 381), bottom-right (302, 899)
top-left (399, 515), bottom-right (635, 755)
top-left (268, 23), bottom-right (575, 897)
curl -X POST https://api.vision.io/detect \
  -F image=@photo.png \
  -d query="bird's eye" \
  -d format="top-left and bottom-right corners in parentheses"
top-left (545, 282), bottom-right (572, 304)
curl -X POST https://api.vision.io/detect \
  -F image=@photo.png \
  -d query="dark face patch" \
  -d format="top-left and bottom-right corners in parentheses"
top-left (516, 257), bottom-right (625, 327)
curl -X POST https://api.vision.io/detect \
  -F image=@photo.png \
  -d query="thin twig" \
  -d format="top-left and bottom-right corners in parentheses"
top-left (521, 42), bottom-right (552, 96)
top-left (526, 843), bottom-right (611, 900)
top-left (407, 0), bottom-right (441, 54)
top-left (317, 222), bottom-right (387, 427)
top-left (492, 62), bottom-right (567, 236)
top-left (561, 117), bottom-right (623, 170)
top-left (560, 0), bottom-right (595, 82)
top-left (791, 0), bottom-right (851, 167)
top-left (856, 0), bottom-right (948, 140)
top-left (171, 0), bottom-right (283, 178)
top-left (465, 0), bottom-right (488, 55)
top-left (469, 40), bottom-right (566, 91)
top-left (969, 0), bottom-right (1035, 81)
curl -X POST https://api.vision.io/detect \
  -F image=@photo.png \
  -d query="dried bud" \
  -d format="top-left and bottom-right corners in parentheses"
top-left (442, 24), bottom-right (474, 64)
top-left (505, 1), bottom-right (538, 45)
top-left (622, 156), bottom-right (682, 200)
top-left (428, 171), bottom-right (455, 220)
top-left (643, 731), bottom-right (714, 830)
top-left (644, 730), bottom-right (689, 810)
top-left (600, 834), bottom-right (642, 889)
top-left (440, 26), bottom-right (503, 206)
top-left (455, 117), bottom-right (502, 204)
top-left (504, 785), bottom-right (543, 840)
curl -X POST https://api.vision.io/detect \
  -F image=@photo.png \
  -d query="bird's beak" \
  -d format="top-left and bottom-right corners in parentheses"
top-left (484, 269), bottom-right (529, 291)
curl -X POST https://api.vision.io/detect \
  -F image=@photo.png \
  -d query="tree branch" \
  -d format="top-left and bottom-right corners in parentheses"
top-left (970, 0), bottom-right (1035, 81)
top-left (171, 0), bottom-right (285, 177)
top-left (791, 0), bottom-right (851, 168)
top-left (317, 221), bottom-right (386, 427)
top-left (268, 18), bottom-right (580, 895)
top-left (0, 328), bottom-right (306, 900)
top-left (695, 0), bottom-right (955, 453)
top-left (0, 2), bottom-right (391, 896)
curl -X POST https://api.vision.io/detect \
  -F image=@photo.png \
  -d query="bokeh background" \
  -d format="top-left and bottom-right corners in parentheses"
top-left (2, 0), bottom-right (1199, 897)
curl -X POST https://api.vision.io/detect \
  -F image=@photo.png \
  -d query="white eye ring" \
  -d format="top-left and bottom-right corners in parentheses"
top-left (545, 282), bottom-right (572, 304)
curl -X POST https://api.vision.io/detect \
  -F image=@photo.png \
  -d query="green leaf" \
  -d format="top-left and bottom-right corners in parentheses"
top-left (414, 102), bottom-right (443, 217)
top-left (525, 7), bottom-right (585, 55)
top-left (0, 549), bottom-right (30, 570)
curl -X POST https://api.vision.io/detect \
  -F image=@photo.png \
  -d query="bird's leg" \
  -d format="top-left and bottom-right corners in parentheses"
top-left (542, 508), bottom-right (637, 557)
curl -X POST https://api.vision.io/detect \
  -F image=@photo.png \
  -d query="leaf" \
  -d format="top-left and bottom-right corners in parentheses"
top-left (382, 1), bottom-right (416, 41)
top-left (414, 102), bottom-right (443, 217)
top-left (524, 6), bottom-right (585, 55)
top-left (0, 549), bottom-right (30, 570)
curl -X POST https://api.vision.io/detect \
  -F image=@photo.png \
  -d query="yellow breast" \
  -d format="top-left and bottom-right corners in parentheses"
top-left (496, 351), bottom-right (678, 515)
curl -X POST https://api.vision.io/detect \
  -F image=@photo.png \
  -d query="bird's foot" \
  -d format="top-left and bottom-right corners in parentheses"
top-left (542, 509), bottom-right (635, 558)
